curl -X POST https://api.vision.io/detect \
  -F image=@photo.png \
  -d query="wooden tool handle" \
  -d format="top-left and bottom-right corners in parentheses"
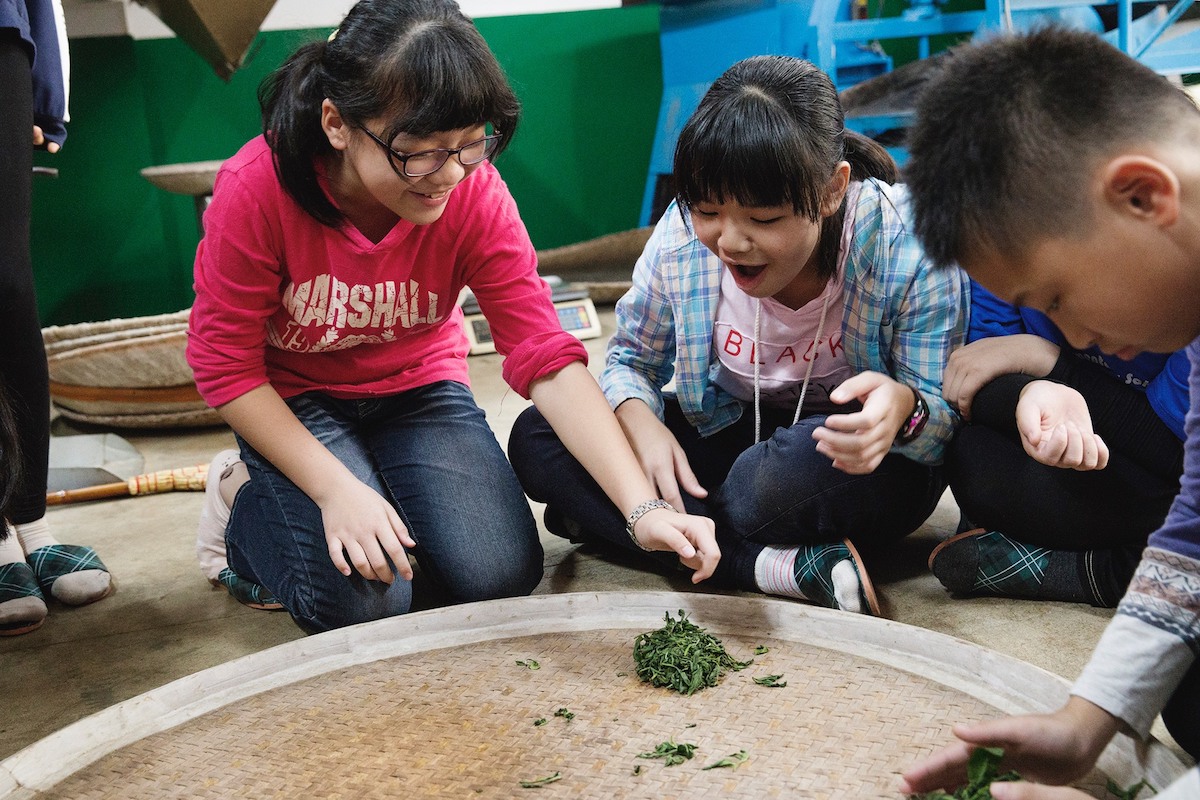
top-left (46, 464), bottom-right (209, 506)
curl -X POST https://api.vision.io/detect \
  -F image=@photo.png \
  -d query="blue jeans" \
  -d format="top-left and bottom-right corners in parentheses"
top-left (227, 381), bottom-right (542, 633)
top-left (508, 398), bottom-right (944, 589)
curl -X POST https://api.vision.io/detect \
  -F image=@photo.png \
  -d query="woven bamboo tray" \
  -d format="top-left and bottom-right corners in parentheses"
top-left (0, 593), bottom-right (1187, 799)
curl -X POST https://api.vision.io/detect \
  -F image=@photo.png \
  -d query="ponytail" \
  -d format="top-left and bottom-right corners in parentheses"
top-left (844, 129), bottom-right (897, 184)
top-left (259, 41), bottom-right (341, 227)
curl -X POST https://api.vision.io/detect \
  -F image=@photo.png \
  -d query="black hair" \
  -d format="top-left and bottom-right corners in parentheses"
top-left (0, 382), bottom-right (23, 530)
top-left (905, 26), bottom-right (1200, 269)
top-left (259, 0), bottom-right (521, 227)
top-left (673, 55), bottom-right (897, 280)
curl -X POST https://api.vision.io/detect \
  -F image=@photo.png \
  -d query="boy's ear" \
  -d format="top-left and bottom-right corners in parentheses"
top-left (821, 161), bottom-right (852, 217)
top-left (1102, 155), bottom-right (1180, 227)
top-left (321, 98), bottom-right (351, 151)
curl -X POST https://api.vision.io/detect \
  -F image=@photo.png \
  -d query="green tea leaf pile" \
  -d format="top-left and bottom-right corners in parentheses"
top-left (632, 610), bottom-right (752, 695)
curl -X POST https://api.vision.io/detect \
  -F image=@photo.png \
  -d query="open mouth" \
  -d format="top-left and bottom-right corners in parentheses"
top-left (727, 262), bottom-right (766, 280)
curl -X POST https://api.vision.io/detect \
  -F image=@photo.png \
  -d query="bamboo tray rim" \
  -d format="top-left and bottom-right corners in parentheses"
top-left (0, 591), bottom-right (1187, 797)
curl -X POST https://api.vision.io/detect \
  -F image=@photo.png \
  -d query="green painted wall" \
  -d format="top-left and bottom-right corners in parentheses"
top-left (30, 5), bottom-right (662, 325)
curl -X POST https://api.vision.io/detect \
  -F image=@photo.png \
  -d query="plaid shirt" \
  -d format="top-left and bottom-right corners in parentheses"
top-left (601, 179), bottom-right (967, 466)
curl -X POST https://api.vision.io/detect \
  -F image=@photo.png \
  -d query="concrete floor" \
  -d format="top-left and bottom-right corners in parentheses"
top-left (0, 305), bottom-right (1137, 763)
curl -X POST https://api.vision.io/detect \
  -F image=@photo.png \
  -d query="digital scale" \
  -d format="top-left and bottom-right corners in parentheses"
top-left (459, 282), bottom-right (603, 356)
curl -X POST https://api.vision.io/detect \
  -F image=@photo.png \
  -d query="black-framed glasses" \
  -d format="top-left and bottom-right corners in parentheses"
top-left (358, 127), bottom-right (503, 178)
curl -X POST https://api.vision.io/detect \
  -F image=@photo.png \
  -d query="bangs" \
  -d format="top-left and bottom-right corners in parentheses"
top-left (379, 23), bottom-right (519, 143)
top-left (674, 90), bottom-right (827, 220)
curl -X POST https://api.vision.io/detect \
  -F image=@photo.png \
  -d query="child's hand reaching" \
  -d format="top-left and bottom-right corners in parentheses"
top-left (811, 371), bottom-right (913, 474)
top-left (631, 506), bottom-right (720, 583)
top-left (1016, 381), bottom-right (1109, 470)
top-left (319, 477), bottom-right (417, 583)
top-left (899, 697), bottom-right (1119, 796)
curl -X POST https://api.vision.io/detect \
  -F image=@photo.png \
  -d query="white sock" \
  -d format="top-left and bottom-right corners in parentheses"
top-left (17, 517), bottom-right (112, 605)
top-left (14, 518), bottom-right (56, 553)
top-left (0, 528), bottom-right (24, 565)
top-left (754, 546), bottom-right (808, 600)
top-left (196, 449), bottom-right (244, 582)
top-left (831, 560), bottom-right (863, 613)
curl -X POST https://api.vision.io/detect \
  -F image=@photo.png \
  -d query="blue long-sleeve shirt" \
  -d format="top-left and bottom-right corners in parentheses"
top-left (969, 279), bottom-right (1188, 441)
top-left (1, 0), bottom-right (68, 146)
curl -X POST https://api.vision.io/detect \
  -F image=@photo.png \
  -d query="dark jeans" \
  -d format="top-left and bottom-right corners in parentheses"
top-left (0, 30), bottom-right (50, 525)
top-left (508, 397), bottom-right (945, 590)
top-left (948, 361), bottom-right (1184, 603)
top-left (227, 381), bottom-right (543, 633)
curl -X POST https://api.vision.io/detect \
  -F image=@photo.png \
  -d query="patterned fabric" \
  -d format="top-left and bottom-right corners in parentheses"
top-left (792, 542), bottom-right (854, 609)
top-left (0, 561), bottom-right (44, 602)
top-left (1120, 547), bottom-right (1200, 654)
top-left (217, 567), bottom-right (283, 610)
top-left (601, 179), bottom-right (967, 465)
top-left (25, 543), bottom-right (105, 595)
top-left (968, 531), bottom-right (1051, 595)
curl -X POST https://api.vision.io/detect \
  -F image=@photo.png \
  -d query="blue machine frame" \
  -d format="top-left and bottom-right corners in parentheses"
top-left (640, 0), bottom-right (1200, 226)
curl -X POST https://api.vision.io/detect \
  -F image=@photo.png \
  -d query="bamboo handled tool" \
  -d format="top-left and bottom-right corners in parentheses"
top-left (46, 464), bottom-right (209, 506)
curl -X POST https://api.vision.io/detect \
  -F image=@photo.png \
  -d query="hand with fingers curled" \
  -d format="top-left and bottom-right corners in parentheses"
top-left (630, 505), bottom-right (720, 584)
top-left (943, 334), bottom-right (1061, 420)
top-left (900, 698), bottom-right (1120, 798)
top-left (32, 124), bottom-right (59, 153)
top-left (811, 371), bottom-right (914, 475)
top-left (318, 476), bottom-right (417, 584)
top-left (1016, 381), bottom-right (1109, 470)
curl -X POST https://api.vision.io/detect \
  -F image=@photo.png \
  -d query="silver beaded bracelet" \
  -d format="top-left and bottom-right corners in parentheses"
top-left (625, 498), bottom-right (674, 551)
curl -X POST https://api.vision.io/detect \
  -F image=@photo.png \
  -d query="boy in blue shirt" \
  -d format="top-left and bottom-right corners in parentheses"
top-left (930, 278), bottom-right (1187, 606)
top-left (900, 27), bottom-right (1200, 800)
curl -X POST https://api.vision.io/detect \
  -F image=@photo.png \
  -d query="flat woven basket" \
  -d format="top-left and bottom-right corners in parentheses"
top-left (41, 310), bottom-right (222, 429)
top-left (0, 593), bottom-right (1186, 799)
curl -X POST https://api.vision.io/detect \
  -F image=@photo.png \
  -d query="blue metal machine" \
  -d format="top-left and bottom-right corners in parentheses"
top-left (640, 0), bottom-right (1200, 225)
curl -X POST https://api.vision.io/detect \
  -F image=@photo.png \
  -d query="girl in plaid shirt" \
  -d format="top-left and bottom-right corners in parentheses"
top-left (509, 56), bottom-right (967, 615)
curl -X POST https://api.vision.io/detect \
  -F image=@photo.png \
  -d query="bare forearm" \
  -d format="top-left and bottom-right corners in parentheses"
top-left (217, 384), bottom-right (357, 504)
top-left (529, 362), bottom-right (656, 517)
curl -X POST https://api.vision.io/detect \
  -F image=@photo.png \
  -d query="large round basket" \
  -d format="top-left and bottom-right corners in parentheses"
top-left (0, 592), bottom-right (1186, 799)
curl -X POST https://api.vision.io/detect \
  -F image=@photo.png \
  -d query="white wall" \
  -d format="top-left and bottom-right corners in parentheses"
top-left (62, 0), bottom-right (623, 39)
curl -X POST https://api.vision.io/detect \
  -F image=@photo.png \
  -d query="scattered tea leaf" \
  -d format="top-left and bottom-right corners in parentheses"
top-left (638, 739), bottom-right (698, 767)
top-left (533, 718), bottom-right (547, 727)
top-left (632, 610), bottom-right (752, 695)
top-left (616, 671), bottom-right (627, 677)
top-left (703, 750), bottom-right (750, 770)
top-left (754, 645), bottom-right (770, 655)
top-left (554, 707), bottom-right (575, 721)
top-left (909, 747), bottom-right (1020, 799)
top-left (515, 659), bottom-right (540, 670)
top-left (1106, 778), bottom-right (1156, 799)
top-left (632, 765), bottom-right (642, 776)
top-left (753, 674), bottom-right (787, 688)
top-left (519, 772), bottom-right (561, 788)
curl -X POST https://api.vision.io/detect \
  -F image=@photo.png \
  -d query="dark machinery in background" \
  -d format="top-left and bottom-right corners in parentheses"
top-left (641, 0), bottom-right (1200, 226)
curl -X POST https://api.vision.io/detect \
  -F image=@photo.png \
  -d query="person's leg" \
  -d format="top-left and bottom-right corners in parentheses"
top-left (226, 393), bottom-right (412, 633)
top-left (364, 381), bottom-right (541, 603)
top-left (506, 397), bottom-right (748, 567)
top-left (1161, 659), bottom-right (1200, 761)
top-left (0, 32), bottom-right (45, 635)
top-left (0, 29), bottom-right (110, 610)
top-left (937, 373), bottom-right (1181, 606)
top-left (713, 414), bottom-right (945, 613)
